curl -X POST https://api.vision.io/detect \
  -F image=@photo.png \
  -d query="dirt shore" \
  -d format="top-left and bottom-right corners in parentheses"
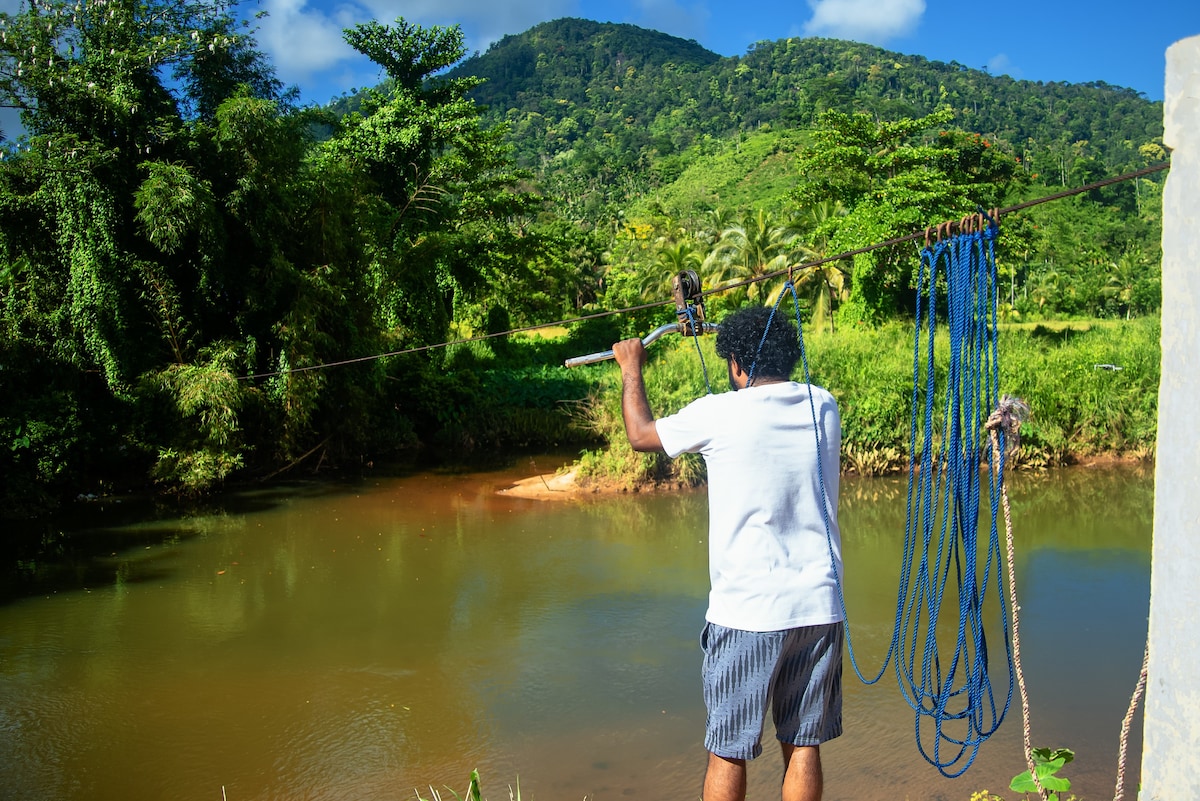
top-left (495, 450), bottom-right (1151, 501)
top-left (496, 467), bottom-right (583, 500)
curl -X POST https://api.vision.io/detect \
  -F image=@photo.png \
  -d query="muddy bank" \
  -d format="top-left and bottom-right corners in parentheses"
top-left (497, 450), bottom-right (1152, 500)
top-left (497, 467), bottom-right (583, 500)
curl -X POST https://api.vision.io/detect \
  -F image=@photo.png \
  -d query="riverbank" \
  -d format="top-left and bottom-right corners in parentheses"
top-left (1, 317), bottom-right (1158, 518)
top-left (572, 317), bottom-right (1160, 487)
top-left (498, 466), bottom-right (583, 499)
top-left (499, 450), bottom-right (1152, 501)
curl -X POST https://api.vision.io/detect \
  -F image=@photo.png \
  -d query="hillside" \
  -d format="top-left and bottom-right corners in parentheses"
top-left (458, 18), bottom-right (721, 111)
top-left (449, 19), bottom-right (1163, 195)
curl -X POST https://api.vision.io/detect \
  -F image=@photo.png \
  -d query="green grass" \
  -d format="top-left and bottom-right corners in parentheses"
top-left (999, 319), bottom-right (1122, 332)
top-left (573, 317), bottom-right (1160, 485)
top-left (628, 127), bottom-right (809, 220)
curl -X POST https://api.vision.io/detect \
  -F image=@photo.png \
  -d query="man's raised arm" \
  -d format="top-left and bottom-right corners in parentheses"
top-left (611, 339), bottom-right (665, 453)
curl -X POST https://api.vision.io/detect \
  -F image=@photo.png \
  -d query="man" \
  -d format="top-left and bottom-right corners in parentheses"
top-left (611, 305), bottom-right (844, 801)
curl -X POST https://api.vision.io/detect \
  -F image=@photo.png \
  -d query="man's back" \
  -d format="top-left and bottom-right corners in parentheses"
top-left (655, 380), bottom-right (842, 632)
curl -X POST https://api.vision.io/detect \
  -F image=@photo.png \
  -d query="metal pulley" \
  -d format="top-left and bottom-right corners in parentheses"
top-left (671, 269), bottom-right (706, 336)
top-left (564, 271), bottom-right (718, 368)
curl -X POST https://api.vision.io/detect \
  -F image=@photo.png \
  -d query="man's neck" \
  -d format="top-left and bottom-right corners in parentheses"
top-left (748, 376), bottom-right (788, 387)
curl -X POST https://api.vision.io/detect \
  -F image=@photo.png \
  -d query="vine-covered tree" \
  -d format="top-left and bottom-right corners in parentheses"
top-left (0, 7), bottom-right (552, 509)
top-left (0, 0), bottom-right (290, 500)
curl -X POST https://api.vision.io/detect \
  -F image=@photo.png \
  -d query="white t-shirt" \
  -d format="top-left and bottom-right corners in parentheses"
top-left (655, 381), bottom-right (843, 632)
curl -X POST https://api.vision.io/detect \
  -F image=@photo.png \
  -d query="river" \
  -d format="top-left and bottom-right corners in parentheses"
top-left (0, 458), bottom-right (1153, 801)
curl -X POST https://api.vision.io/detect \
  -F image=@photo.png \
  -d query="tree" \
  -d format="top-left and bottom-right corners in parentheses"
top-left (708, 208), bottom-right (799, 304)
top-left (327, 20), bottom-right (539, 342)
top-left (1025, 266), bottom-right (1062, 315)
top-left (1100, 246), bottom-right (1157, 319)
top-left (0, 10), bottom-right (546, 506)
top-left (782, 200), bottom-right (850, 333)
top-left (635, 239), bottom-right (702, 300)
top-left (791, 109), bottom-right (1020, 323)
top-left (0, 0), bottom-right (289, 497)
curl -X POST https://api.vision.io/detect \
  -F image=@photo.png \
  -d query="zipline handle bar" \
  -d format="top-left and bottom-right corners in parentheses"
top-left (564, 321), bottom-right (720, 368)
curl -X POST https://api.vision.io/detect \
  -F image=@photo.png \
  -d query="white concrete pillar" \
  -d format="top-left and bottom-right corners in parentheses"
top-left (1142, 34), bottom-right (1200, 801)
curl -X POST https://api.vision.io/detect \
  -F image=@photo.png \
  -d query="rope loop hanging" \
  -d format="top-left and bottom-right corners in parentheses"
top-left (749, 211), bottom-right (1016, 778)
top-left (899, 211), bottom-right (1015, 777)
top-left (751, 281), bottom-right (894, 685)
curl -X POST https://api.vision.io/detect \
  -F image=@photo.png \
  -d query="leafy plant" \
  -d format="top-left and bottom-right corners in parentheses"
top-left (967, 747), bottom-right (1076, 801)
top-left (1009, 747), bottom-right (1075, 799)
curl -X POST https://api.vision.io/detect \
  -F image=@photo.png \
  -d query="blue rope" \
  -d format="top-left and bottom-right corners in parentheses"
top-left (684, 305), bottom-right (713, 394)
top-left (755, 284), bottom-right (892, 686)
top-left (900, 217), bottom-right (1014, 777)
top-left (748, 214), bottom-right (1013, 779)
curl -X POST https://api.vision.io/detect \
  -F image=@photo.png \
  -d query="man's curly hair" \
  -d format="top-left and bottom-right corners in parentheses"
top-left (714, 305), bottom-right (800, 381)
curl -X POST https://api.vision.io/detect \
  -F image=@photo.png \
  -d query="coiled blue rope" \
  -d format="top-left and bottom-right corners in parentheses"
top-left (901, 218), bottom-right (1014, 777)
top-left (749, 214), bottom-right (1014, 778)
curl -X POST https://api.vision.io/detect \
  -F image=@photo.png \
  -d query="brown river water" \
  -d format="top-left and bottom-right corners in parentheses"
top-left (0, 457), bottom-right (1153, 801)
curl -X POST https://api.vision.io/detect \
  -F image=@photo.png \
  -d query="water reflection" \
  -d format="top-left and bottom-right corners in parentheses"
top-left (0, 462), bottom-right (1152, 801)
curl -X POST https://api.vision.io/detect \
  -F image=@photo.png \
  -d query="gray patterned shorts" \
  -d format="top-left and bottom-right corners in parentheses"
top-left (700, 620), bottom-right (844, 760)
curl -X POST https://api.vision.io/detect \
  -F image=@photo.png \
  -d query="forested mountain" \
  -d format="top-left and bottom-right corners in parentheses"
top-left (450, 19), bottom-right (1163, 193)
top-left (460, 18), bottom-right (721, 109)
top-left (445, 19), bottom-right (1165, 331)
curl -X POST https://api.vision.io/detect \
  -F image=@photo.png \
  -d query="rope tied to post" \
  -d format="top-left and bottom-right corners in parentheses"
top-left (985, 395), bottom-right (1030, 450)
top-left (986, 394), bottom-right (1044, 799)
top-left (987, 387), bottom-right (1147, 801)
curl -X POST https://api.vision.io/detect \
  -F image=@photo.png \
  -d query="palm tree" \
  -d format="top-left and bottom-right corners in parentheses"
top-left (708, 209), bottom-right (799, 304)
top-left (695, 207), bottom-right (737, 248)
top-left (774, 200), bottom-right (851, 334)
top-left (637, 240), bottom-right (703, 300)
top-left (1027, 266), bottom-right (1062, 314)
top-left (1100, 247), bottom-right (1145, 319)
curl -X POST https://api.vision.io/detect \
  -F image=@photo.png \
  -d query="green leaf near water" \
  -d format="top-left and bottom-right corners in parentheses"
top-left (1010, 770), bottom-right (1072, 793)
top-left (1031, 747), bottom-right (1075, 766)
top-left (1010, 747), bottom-right (1074, 793)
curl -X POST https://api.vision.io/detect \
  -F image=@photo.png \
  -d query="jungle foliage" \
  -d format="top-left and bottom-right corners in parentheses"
top-left (0, 10), bottom-right (1166, 513)
top-left (0, 4), bottom-right (594, 512)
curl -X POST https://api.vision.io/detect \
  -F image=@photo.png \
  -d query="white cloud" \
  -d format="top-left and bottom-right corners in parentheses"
top-left (250, 0), bottom-right (581, 102)
top-left (803, 0), bottom-right (925, 44)
top-left (986, 52), bottom-right (1021, 79)
top-left (256, 0), bottom-right (369, 82)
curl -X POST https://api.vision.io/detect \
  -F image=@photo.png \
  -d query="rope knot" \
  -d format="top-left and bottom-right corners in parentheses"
top-left (985, 395), bottom-right (1030, 446)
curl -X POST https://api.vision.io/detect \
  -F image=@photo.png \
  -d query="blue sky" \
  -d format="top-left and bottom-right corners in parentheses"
top-left (249, 0), bottom-right (1200, 107)
top-left (1, 0), bottom-right (1197, 138)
